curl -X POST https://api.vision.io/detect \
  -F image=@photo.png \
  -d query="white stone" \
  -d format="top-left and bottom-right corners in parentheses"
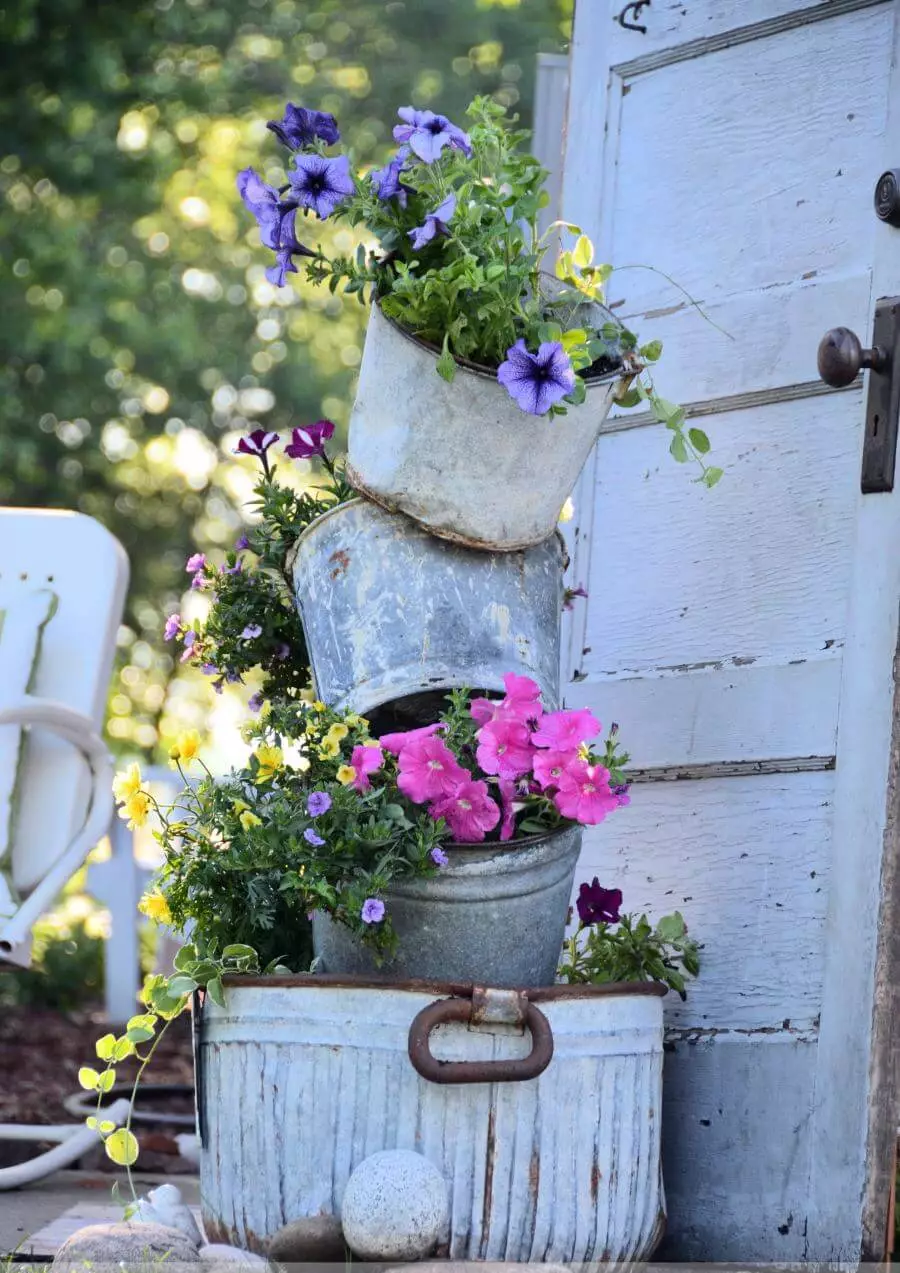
top-left (131, 1184), bottom-right (204, 1247)
top-left (340, 1149), bottom-right (448, 1261)
top-left (52, 1221), bottom-right (200, 1270)
top-left (199, 1244), bottom-right (268, 1268)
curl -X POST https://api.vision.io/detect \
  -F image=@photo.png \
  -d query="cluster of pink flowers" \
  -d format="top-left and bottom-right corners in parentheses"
top-left (377, 674), bottom-right (626, 843)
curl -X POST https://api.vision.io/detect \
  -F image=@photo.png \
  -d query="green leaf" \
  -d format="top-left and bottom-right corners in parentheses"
top-left (221, 944), bottom-right (258, 962)
top-left (669, 433), bottom-right (689, 463)
top-left (567, 376), bottom-right (587, 406)
top-left (573, 234), bottom-right (594, 269)
top-left (688, 427), bottom-right (711, 454)
top-left (97, 1070), bottom-right (116, 1093)
top-left (99, 1120), bottom-right (117, 1135)
top-left (112, 1037), bottom-right (136, 1062)
top-left (126, 1013), bottom-right (157, 1034)
top-left (560, 328), bottom-right (587, 351)
top-left (702, 466), bottom-right (724, 488)
top-left (173, 945), bottom-right (197, 972)
top-left (614, 386), bottom-right (641, 409)
top-left (435, 334), bottom-right (456, 384)
top-left (207, 976), bottom-right (226, 1008)
top-left (78, 1066), bottom-right (101, 1091)
top-left (639, 339), bottom-right (663, 362)
top-left (95, 1034), bottom-right (117, 1062)
top-left (537, 321), bottom-right (563, 344)
top-left (167, 975), bottom-right (198, 997)
top-left (86, 1116), bottom-right (99, 1131)
top-left (105, 1128), bottom-right (139, 1167)
top-left (656, 912), bottom-right (686, 941)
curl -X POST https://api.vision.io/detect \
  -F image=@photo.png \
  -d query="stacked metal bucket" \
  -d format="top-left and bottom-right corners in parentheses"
top-left (198, 307), bottom-right (667, 1263)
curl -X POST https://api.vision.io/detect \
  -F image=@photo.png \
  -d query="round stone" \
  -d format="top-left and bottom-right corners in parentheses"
top-left (52, 1222), bottom-right (200, 1271)
top-left (340, 1149), bottom-right (448, 1261)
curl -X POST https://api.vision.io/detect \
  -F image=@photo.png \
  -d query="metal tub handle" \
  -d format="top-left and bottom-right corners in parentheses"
top-left (407, 988), bottom-right (554, 1085)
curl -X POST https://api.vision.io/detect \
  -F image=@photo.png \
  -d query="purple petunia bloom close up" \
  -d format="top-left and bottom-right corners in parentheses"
top-left (575, 878), bottom-right (623, 927)
top-left (393, 107), bottom-right (471, 163)
top-left (284, 419), bottom-right (335, 460)
top-left (267, 103), bottom-right (340, 150)
top-left (235, 429), bottom-right (279, 459)
top-left (496, 340), bottom-right (576, 416)
top-left (289, 153), bottom-right (354, 220)
top-left (307, 791), bottom-right (331, 817)
top-left (164, 613), bottom-right (181, 642)
top-left (303, 828), bottom-right (326, 847)
top-left (408, 193), bottom-right (456, 250)
top-left (361, 897), bottom-right (385, 924)
top-left (370, 147), bottom-right (412, 207)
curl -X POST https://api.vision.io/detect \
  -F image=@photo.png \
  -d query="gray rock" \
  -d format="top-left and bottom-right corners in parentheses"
top-left (340, 1149), bottom-right (448, 1262)
top-left (52, 1221), bottom-right (201, 1270)
top-left (199, 1243), bottom-right (269, 1269)
top-left (266, 1215), bottom-right (346, 1263)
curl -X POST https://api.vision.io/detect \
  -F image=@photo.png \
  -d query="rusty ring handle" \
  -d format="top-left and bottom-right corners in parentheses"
top-left (407, 995), bottom-right (554, 1085)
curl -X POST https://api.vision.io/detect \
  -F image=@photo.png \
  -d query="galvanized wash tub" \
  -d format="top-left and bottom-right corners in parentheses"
top-left (312, 825), bottom-right (582, 988)
top-left (197, 977), bottom-right (666, 1261)
top-left (286, 498), bottom-right (564, 731)
top-left (346, 303), bottom-right (630, 551)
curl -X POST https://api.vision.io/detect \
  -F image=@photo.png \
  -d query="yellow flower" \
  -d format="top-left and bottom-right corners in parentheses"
top-left (239, 809), bottom-right (262, 831)
top-left (177, 730), bottom-right (202, 763)
top-left (299, 689), bottom-right (316, 705)
top-left (112, 763), bottom-right (143, 804)
top-left (259, 700), bottom-right (272, 719)
top-left (345, 713), bottom-right (369, 730)
top-left (361, 737), bottom-right (381, 749)
top-left (558, 497), bottom-right (575, 524)
top-left (312, 701), bottom-right (326, 713)
top-left (578, 741), bottom-right (590, 760)
top-left (119, 790), bottom-right (151, 830)
top-left (325, 722), bottom-right (349, 745)
top-left (336, 764), bottom-right (357, 786)
top-left (318, 736), bottom-right (340, 759)
top-left (240, 722), bottom-right (256, 744)
top-left (254, 744), bottom-right (283, 783)
top-left (232, 799), bottom-right (249, 814)
top-left (138, 892), bottom-right (172, 926)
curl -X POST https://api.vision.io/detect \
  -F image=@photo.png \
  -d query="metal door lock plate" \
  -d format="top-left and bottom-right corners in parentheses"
top-left (861, 297), bottom-right (900, 493)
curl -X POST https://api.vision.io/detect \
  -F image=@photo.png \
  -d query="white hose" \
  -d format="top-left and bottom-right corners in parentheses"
top-left (0, 1097), bottom-right (131, 1190)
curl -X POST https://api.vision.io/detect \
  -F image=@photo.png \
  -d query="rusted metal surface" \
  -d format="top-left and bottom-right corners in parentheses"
top-left (199, 980), bottom-right (665, 1261)
top-left (407, 992), bottom-right (554, 1085)
top-left (287, 498), bottom-right (565, 729)
top-left (346, 302), bottom-right (629, 551)
top-left (311, 826), bottom-right (583, 987)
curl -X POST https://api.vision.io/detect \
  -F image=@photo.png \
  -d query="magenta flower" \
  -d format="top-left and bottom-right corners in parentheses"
top-left (235, 429), bottom-right (280, 477)
top-left (497, 340), bottom-right (576, 416)
top-left (532, 707), bottom-right (600, 751)
top-left (471, 673), bottom-right (543, 728)
top-left (430, 847), bottom-right (449, 867)
top-left (307, 791), bottom-right (332, 817)
top-left (476, 720), bottom-right (535, 781)
top-left (397, 735), bottom-right (468, 804)
top-left (349, 743), bottom-right (384, 792)
top-left (164, 613), bottom-right (181, 642)
top-left (241, 623), bottom-right (263, 640)
top-left (284, 419), bottom-right (335, 460)
top-left (553, 761), bottom-right (618, 825)
top-left (498, 778), bottom-right (517, 842)
top-left (378, 722), bottom-right (443, 756)
top-left (408, 193), bottom-right (456, 250)
top-left (393, 107), bottom-right (471, 162)
top-left (430, 779), bottom-right (500, 843)
top-left (613, 782), bottom-right (631, 808)
top-left (361, 898), bottom-right (385, 924)
top-left (532, 747), bottom-right (580, 791)
top-left (267, 103), bottom-right (340, 150)
top-left (576, 879), bottom-right (623, 926)
top-left (289, 153), bottom-right (354, 219)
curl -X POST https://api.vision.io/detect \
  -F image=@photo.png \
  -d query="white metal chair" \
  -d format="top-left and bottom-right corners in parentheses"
top-left (0, 507), bottom-right (131, 1187)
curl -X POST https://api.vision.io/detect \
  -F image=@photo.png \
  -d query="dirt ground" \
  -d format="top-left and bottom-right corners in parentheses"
top-left (0, 1006), bottom-right (196, 1173)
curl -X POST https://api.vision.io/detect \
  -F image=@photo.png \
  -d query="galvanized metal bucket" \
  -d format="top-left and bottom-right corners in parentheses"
top-left (346, 302), bottom-right (630, 551)
top-left (197, 977), bottom-right (666, 1261)
top-left (313, 824), bottom-right (582, 988)
top-left (286, 498), bottom-right (564, 731)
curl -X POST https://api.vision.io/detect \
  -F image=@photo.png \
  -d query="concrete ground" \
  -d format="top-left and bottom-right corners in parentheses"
top-left (0, 1170), bottom-right (200, 1260)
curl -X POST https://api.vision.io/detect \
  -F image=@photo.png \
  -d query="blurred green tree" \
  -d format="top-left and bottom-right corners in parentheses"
top-left (0, 0), bottom-right (570, 754)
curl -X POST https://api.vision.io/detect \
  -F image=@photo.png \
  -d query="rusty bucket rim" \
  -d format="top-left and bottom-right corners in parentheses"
top-left (370, 294), bottom-right (634, 390)
top-left (212, 971), bottom-right (668, 999)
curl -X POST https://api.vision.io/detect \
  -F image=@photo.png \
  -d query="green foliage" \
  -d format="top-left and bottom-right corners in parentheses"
top-left (558, 908), bottom-right (700, 999)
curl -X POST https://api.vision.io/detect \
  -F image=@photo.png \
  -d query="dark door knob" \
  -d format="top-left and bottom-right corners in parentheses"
top-left (817, 327), bottom-right (888, 388)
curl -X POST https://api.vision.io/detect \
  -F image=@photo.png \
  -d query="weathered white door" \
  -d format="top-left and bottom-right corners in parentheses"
top-left (559, 0), bottom-right (900, 1260)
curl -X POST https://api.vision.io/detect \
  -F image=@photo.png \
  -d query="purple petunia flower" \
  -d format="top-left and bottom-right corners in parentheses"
top-left (288, 153), bottom-right (354, 220)
top-left (264, 208), bottom-right (316, 287)
top-left (236, 170), bottom-right (314, 288)
top-left (563, 585), bottom-right (589, 612)
top-left (185, 553), bottom-right (206, 574)
top-left (226, 669), bottom-right (242, 684)
top-left (248, 692), bottom-right (265, 713)
top-left (612, 782), bottom-right (631, 808)
top-left (304, 828), bottom-right (326, 846)
top-left (164, 613), bottom-right (182, 641)
top-left (575, 878), bottom-right (623, 927)
top-left (241, 623), bottom-right (263, 640)
top-left (497, 340), bottom-right (577, 416)
top-left (361, 897), bottom-right (385, 925)
top-left (236, 534), bottom-right (250, 551)
top-left (235, 430), bottom-right (280, 475)
top-left (202, 662), bottom-right (218, 676)
top-left (430, 847), bottom-right (449, 867)
top-left (267, 103), bottom-right (340, 150)
top-left (274, 642), bottom-right (291, 661)
top-left (307, 791), bottom-right (332, 817)
top-left (408, 193), bottom-right (456, 251)
top-left (284, 419), bottom-right (335, 461)
top-left (393, 107), bottom-right (471, 163)
top-left (180, 629), bottom-right (197, 663)
top-left (370, 147), bottom-right (412, 207)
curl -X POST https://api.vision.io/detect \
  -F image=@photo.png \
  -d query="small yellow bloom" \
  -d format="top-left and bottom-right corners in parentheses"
top-left (254, 744), bottom-right (283, 783)
top-left (312, 701), bottom-right (326, 713)
top-left (325, 722), bottom-right (349, 745)
top-left (240, 722), bottom-right (256, 744)
top-left (239, 809), bottom-right (262, 830)
top-left (119, 790), bottom-right (151, 830)
top-left (112, 763), bottom-right (143, 804)
top-left (362, 737), bottom-right (381, 749)
top-left (578, 741), bottom-right (590, 760)
top-left (299, 689), bottom-right (316, 705)
top-left (177, 730), bottom-right (202, 763)
top-left (138, 892), bottom-right (172, 926)
top-left (318, 736), bottom-right (340, 759)
top-left (345, 713), bottom-right (369, 730)
top-left (559, 497), bottom-right (575, 524)
top-left (259, 700), bottom-right (272, 719)
top-left (336, 764), bottom-right (357, 786)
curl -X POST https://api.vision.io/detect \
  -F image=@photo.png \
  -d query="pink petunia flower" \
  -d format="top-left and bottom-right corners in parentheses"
top-left (476, 719), bottom-right (535, 780)
top-left (498, 778), bottom-right (518, 842)
top-left (397, 735), bottom-right (468, 804)
top-left (430, 779), bottom-right (500, 843)
top-left (378, 722), bottom-right (444, 756)
top-left (349, 743), bottom-right (384, 792)
top-left (553, 761), bottom-right (618, 825)
top-left (532, 707), bottom-right (600, 751)
top-left (532, 747), bottom-right (581, 791)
